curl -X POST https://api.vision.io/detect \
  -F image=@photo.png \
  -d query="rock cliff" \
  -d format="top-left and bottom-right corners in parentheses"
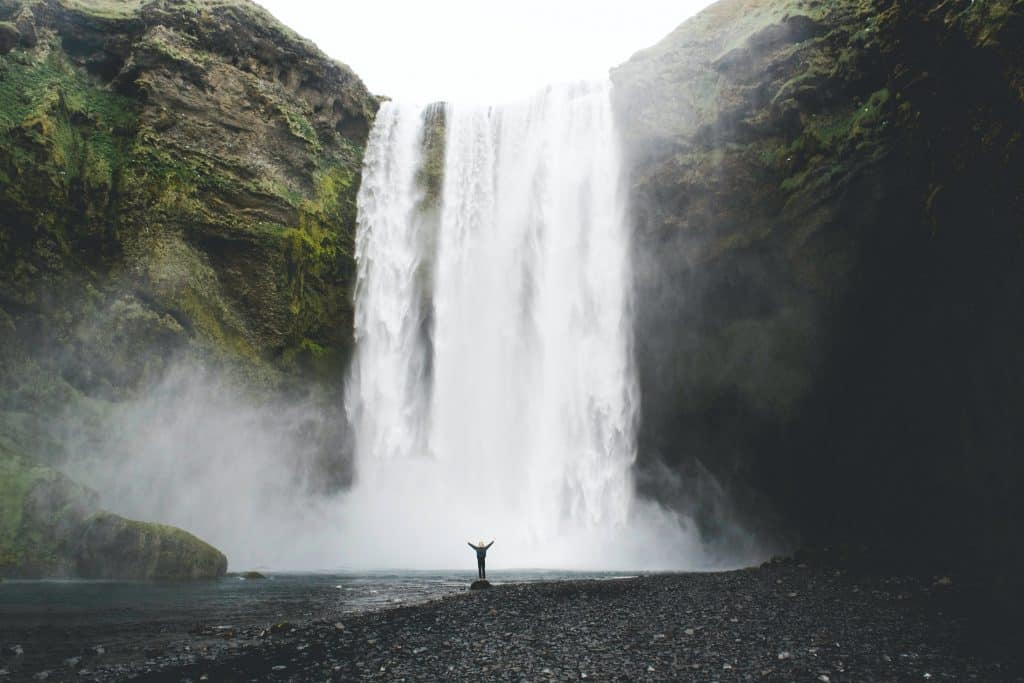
top-left (613, 0), bottom-right (1024, 581)
top-left (0, 0), bottom-right (378, 577)
top-left (0, 0), bottom-right (377, 394)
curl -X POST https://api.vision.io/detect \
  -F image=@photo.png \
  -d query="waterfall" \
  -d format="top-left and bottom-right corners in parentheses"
top-left (345, 82), bottom-right (703, 569)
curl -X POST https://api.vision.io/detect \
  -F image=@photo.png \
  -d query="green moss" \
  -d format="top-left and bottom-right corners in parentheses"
top-left (775, 87), bottom-right (892, 196)
top-left (76, 510), bottom-right (228, 580)
top-left (139, 29), bottom-right (207, 72)
top-left (177, 286), bottom-right (259, 362)
top-left (415, 103), bottom-right (446, 210)
top-left (0, 51), bottom-right (137, 134)
top-left (0, 48), bottom-right (138, 243)
top-left (57, 0), bottom-right (147, 20)
top-left (0, 450), bottom-right (44, 552)
top-left (0, 444), bottom-right (98, 575)
top-left (277, 101), bottom-right (320, 152)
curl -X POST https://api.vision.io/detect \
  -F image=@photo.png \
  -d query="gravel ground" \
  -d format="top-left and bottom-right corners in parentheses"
top-left (6, 559), bottom-right (1023, 682)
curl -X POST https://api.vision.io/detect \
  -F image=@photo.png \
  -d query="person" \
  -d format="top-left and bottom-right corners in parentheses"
top-left (467, 539), bottom-right (495, 579)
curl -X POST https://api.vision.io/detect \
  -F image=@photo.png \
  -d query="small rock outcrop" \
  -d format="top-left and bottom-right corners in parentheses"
top-left (469, 579), bottom-right (492, 590)
top-left (76, 512), bottom-right (227, 580)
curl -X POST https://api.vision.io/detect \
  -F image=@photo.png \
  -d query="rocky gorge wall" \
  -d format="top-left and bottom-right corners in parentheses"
top-left (613, 0), bottom-right (1024, 586)
top-left (0, 0), bottom-right (378, 576)
top-left (2, 0), bottom-right (1023, 585)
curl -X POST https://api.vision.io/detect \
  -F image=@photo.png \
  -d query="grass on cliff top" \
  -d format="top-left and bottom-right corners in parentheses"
top-left (58, 0), bottom-right (253, 19)
top-left (58, 0), bottom-right (309, 46)
top-left (57, 0), bottom-right (146, 19)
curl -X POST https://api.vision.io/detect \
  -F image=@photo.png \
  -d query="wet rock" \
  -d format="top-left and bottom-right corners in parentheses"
top-left (76, 513), bottom-right (227, 580)
top-left (0, 22), bottom-right (19, 55)
top-left (241, 571), bottom-right (266, 580)
top-left (470, 580), bottom-right (493, 590)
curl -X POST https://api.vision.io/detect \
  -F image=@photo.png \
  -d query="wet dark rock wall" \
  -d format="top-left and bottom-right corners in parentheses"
top-left (613, 0), bottom-right (1024, 584)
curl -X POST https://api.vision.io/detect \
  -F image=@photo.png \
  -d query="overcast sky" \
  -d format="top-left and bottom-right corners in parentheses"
top-left (253, 0), bottom-right (715, 103)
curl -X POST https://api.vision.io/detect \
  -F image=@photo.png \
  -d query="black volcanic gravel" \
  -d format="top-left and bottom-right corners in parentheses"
top-left (9, 560), bottom-right (1024, 682)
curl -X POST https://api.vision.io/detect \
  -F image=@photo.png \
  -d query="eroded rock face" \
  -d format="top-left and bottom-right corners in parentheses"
top-left (0, 20), bottom-right (18, 53)
top-left (0, 0), bottom-right (377, 577)
top-left (0, 0), bottom-right (379, 398)
top-left (613, 0), bottom-right (1024, 576)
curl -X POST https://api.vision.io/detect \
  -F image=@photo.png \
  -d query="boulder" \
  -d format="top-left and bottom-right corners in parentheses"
top-left (0, 21), bottom-right (20, 54)
top-left (76, 512), bottom-right (228, 580)
top-left (0, 446), bottom-right (227, 580)
top-left (470, 579), bottom-right (492, 590)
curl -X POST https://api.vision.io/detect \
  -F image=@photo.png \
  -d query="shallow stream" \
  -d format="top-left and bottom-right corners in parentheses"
top-left (0, 570), bottom-right (636, 674)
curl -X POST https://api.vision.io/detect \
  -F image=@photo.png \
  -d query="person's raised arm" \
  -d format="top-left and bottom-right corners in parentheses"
top-left (467, 541), bottom-right (476, 550)
top-left (485, 540), bottom-right (494, 549)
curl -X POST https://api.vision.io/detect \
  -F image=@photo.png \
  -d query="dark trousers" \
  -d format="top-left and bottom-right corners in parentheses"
top-left (477, 557), bottom-right (486, 579)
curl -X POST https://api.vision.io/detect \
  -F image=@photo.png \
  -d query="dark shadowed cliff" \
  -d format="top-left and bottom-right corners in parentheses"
top-left (613, 0), bottom-right (1024, 588)
top-left (0, 0), bottom-right (377, 577)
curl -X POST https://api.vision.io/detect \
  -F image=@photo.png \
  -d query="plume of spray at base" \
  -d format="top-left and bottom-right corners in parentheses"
top-left (342, 81), bottom-right (751, 570)
top-left (60, 364), bottom-right (356, 571)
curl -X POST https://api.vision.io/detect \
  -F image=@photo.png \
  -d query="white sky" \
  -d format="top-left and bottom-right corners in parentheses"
top-left (253, 0), bottom-right (715, 104)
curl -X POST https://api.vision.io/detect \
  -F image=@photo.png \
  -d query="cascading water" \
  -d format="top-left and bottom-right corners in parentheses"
top-left (344, 81), bottom-right (707, 570)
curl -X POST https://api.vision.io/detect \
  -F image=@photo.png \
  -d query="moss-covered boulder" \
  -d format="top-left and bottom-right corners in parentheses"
top-left (0, 445), bottom-right (226, 579)
top-left (76, 512), bottom-right (226, 580)
top-left (613, 0), bottom-right (1024, 576)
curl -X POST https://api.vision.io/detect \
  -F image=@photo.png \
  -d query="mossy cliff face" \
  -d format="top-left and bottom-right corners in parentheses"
top-left (613, 0), bottom-right (1024, 575)
top-left (0, 0), bottom-right (378, 577)
top-left (0, 0), bottom-right (378, 397)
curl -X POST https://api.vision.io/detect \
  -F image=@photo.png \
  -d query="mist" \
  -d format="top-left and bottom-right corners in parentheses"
top-left (59, 363), bottom-right (354, 571)
top-left (52, 356), bottom-right (766, 571)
